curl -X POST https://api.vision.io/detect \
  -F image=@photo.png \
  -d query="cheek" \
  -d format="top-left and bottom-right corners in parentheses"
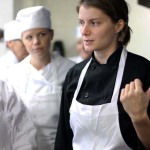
top-left (24, 43), bottom-right (29, 48)
top-left (18, 42), bottom-right (24, 49)
top-left (18, 44), bottom-right (23, 49)
top-left (44, 39), bottom-right (51, 48)
top-left (21, 45), bottom-right (26, 50)
top-left (23, 42), bottom-right (30, 51)
top-left (96, 25), bottom-right (116, 40)
top-left (96, 31), bottom-right (107, 40)
top-left (93, 27), bottom-right (117, 50)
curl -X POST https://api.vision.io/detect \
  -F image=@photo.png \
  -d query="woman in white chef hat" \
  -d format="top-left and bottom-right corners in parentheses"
top-left (0, 77), bottom-right (38, 149)
top-left (4, 5), bottom-right (75, 150)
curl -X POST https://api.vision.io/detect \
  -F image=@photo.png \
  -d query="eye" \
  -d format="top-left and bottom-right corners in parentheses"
top-left (40, 32), bottom-right (47, 37)
top-left (92, 21), bottom-right (99, 26)
top-left (91, 19), bottom-right (103, 26)
top-left (26, 35), bottom-right (32, 40)
top-left (79, 20), bottom-right (85, 26)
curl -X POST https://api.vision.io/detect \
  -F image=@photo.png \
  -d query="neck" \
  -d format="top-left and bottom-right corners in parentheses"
top-left (94, 44), bottom-right (118, 64)
top-left (30, 55), bottom-right (51, 70)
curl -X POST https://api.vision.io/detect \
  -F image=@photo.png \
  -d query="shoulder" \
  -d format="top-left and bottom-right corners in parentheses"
top-left (6, 55), bottom-right (30, 73)
top-left (51, 52), bottom-right (76, 84)
top-left (69, 56), bottom-right (83, 63)
top-left (125, 51), bottom-right (150, 77)
top-left (127, 51), bottom-right (150, 67)
top-left (65, 58), bottom-right (90, 85)
top-left (51, 52), bottom-right (76, 75)
top-left (52, 52), bottom-right (75, 69)
top-left (123, 50), bottom-right (150, 90)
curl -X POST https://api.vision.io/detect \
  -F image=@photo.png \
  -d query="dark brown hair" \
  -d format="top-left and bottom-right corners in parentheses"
top-left (76, 0), bottom-right (132, 46)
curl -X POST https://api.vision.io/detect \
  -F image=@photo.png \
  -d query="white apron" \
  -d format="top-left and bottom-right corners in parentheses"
top-left (70, 49), bottom-right (133, 150)
top-left (20, 61), bottom-right (61, 150)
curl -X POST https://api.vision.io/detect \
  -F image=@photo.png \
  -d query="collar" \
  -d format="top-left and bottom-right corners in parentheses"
top-left (91, 44), bottom-right (123, 66)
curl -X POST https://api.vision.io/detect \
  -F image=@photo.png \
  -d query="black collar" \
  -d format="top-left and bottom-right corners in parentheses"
top-left (91, 44), bottom-right (123, 66)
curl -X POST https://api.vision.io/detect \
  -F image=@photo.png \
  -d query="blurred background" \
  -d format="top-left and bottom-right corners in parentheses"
top-left (0, 0), bottom-right (150, 59)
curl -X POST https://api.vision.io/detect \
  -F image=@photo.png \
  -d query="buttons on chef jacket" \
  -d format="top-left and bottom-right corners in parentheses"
top-left (91, 63), bottom-right (96, 70)
top-left (111, 65), bottom-right (117, 70)
top-left (84, 92), bottom-right (90, 98)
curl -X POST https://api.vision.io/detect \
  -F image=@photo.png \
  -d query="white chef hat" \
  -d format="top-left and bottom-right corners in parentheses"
top-left (76, 26), bottom-right (82, 39)
top-left (4, 20), bottom-right (21, 42)
top-left (16, 6), bottom-right (51, 33)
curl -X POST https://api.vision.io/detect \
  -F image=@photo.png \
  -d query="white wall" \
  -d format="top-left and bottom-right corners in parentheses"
top-left (126, 0), bottom-right (150, 60)
top-left (47, 0), bottom-right (78, 57)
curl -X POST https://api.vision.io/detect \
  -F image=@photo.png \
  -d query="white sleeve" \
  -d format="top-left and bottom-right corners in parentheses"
top-left (0, 79), bottom-right (38, 150)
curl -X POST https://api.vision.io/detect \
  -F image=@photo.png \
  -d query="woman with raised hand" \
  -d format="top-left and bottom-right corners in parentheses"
top-left (55, 0), bottom-right (150, 149)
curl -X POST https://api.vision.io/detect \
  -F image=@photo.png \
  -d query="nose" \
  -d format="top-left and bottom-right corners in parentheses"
top-left (81, 24), bottom-right (90, 36)
top-left (33, 37), bottom-right (40, 45)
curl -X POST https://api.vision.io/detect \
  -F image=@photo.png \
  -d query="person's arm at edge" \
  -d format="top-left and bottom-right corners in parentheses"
top-left (2, 80), bottom-right (38, 150)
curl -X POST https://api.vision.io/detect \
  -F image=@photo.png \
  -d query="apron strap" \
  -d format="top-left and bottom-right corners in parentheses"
top-left (73, 48), bottom-right (127, 102)
top-left (111, 48), bottom-right (127, 102)
top-left (73, 58), bottom-right (92, 99)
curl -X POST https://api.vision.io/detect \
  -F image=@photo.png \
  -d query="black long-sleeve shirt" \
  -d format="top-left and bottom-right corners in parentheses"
top-left (55, 46), bottom-right (150, 150)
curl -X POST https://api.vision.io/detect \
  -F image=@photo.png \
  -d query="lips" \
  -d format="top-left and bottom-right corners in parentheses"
top-left (84, 39), bottom-right (94, 46)
top-left (33, 47), bottom-right (43, 52)
top-left (34, 47), bottom-right (42, 50)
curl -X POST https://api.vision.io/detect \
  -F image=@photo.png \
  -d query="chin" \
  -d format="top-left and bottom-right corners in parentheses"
top-left (84, 47), bottom-right (92, 52)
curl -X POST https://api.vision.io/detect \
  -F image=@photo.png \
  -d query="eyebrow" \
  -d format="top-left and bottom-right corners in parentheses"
top-left (79, 18), bottom-right (103, 22)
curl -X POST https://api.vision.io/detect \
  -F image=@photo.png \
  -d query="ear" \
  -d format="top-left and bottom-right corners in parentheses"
top-left (115, 19), bottom-right (125, 33)
top-left (6, 40), bottom-right (13, 48)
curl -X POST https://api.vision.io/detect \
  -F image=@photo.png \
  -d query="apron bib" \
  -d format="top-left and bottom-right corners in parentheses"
top-left (70, 49), bottom-right (132, 150)
top-left (20, 62), bottom-right (61, 150)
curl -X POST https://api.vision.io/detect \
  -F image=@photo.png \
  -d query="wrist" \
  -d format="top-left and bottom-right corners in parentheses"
top-left (131, 112), bottom-right (149, 125)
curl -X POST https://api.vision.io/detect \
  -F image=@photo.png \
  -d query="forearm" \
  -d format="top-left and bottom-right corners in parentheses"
top-left (132, 114), bottom-right (150, 150)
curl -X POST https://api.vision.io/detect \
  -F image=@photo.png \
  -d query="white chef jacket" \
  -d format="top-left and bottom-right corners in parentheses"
top-left (69, 55), bottom-right (83, 63)
top-left (0, 50), bottom-right (18, 71)
top-left (3, 52), bottom-right (75, 150)
top-left (0, 78), bottom-right (37, 150)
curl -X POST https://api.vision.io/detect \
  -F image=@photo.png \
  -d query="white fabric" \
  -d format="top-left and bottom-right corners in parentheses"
top-left (4, 20), bottom-right (21, 41)
top-left (16, 6), bottom-right (51, 33)
top-left (4, 53), bottom-right (75, 150)
top-left (0, 78), bottom-right (37, 150)
top-left (0, 51), bottom-right (18, 71)
top-left (70, 49), bottom-right (133, 150)
top-left (69, 55), bottom-right (83, 63)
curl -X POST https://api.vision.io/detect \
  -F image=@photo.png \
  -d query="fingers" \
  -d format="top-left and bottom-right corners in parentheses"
top-left (120, 88), bottom-right (125, 100)
top-left (134, 79), bottom-right (143, 91)
top-left (124, 79), bottom-right (143, 93)
top-left (120, 83), bottom-right (130, 102)
top-left (120, 78), bottom-right (143, 101)
top-left (121, 81), bottom-right (134, 96)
